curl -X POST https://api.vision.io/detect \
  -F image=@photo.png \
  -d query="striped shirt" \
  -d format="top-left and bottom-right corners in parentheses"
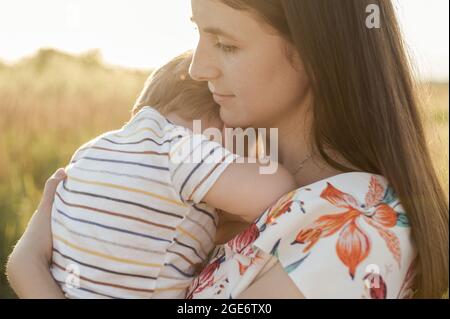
top-left (50, 106), bottom-right (237, 299)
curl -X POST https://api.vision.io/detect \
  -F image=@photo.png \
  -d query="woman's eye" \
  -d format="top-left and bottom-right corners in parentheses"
top-left (214, 42), bottom-right (237, 53)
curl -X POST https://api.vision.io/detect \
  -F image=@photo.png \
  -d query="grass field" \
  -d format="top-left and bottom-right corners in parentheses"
top-left (0, 49), bottom-right (448, 298)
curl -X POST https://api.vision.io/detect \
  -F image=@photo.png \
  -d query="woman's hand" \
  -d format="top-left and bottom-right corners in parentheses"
top-left (6, 168), bottom-right (67, 298)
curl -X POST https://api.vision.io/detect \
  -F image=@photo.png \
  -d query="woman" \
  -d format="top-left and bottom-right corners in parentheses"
top-left (7, 0), bottom-right (448, 298)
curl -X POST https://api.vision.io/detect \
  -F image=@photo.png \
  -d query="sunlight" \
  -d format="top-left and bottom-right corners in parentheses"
top-left (0, 0), bottom-right (448, 80)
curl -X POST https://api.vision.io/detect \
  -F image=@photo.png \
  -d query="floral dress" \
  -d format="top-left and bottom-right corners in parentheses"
top-left (186, 172), bottom-right (417, 299)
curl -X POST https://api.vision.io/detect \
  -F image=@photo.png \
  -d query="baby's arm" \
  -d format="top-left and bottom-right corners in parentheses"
top-left (169, 133), bottom-right (296, 223)
top-left (203, 161), bottom-right (296, 223)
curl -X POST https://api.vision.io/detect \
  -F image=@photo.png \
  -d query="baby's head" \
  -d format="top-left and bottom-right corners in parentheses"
top-left (132, 51), bottom-right (222, 131)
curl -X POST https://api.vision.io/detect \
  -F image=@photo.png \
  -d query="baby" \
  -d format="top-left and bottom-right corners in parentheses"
top-left (50, 51), bottom-right (296, 299)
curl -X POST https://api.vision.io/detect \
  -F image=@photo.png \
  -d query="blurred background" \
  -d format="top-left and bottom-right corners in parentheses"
top-left (0, 0), bottom-right (448, 298)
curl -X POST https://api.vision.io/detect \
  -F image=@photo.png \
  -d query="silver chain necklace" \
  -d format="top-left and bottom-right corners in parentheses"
top-left (292, 154), bottom-right (313, 175)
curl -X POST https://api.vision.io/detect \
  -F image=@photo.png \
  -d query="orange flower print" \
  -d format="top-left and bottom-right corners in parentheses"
top-left (236, 253), bottom-right (265, 276)
top-left (260, 190), bottom-right (298, 231)
top-left (186, 253), bottom-right (225, 299)
top-left (227, 223), bottom-right (260, 256)
top-left (292, 176), bottom-right (404, 279)
top-left (336, 219), bottom-right (371, 279)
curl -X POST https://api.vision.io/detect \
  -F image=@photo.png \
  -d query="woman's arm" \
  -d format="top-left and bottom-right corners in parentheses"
top-left (6, 168), bottom-right (67, 298)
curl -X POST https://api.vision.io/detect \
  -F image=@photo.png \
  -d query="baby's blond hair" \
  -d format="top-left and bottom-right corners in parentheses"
top-left (132, 51), bottom-right (219, 123)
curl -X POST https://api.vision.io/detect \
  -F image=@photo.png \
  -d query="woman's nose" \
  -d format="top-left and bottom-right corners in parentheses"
top-left (189, 44), bottom-right (221, 82)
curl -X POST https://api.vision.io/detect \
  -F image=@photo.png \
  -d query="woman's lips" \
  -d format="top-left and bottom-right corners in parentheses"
top-left (212, 92), bottom-right (235, 104)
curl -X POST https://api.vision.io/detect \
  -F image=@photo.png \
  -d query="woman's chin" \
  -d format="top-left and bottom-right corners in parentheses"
top-left (220, 107), bottom-right (246, 129)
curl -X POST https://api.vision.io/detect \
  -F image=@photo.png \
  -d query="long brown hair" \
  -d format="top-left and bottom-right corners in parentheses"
top-left (219, 0), bottom-right (449, 298)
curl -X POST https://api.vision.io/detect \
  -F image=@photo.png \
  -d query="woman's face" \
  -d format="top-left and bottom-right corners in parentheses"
top-left (189, 0), bottom-right (310, 129)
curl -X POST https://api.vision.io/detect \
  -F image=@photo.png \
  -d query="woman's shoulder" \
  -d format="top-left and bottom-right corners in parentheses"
top-left (187, 172), bottom-right (417, 299)
top-left (250, 172), bottom-right (417, 298)
top-left (254, 171), bottom-right (405, 232)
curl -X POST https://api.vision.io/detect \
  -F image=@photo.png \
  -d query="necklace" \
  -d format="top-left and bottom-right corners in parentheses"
top-left (292, 154), bottom-right (313, 175)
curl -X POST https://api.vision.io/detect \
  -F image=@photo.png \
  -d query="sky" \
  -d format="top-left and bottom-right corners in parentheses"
top-left (0, 0), bottom-right (448, 81)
